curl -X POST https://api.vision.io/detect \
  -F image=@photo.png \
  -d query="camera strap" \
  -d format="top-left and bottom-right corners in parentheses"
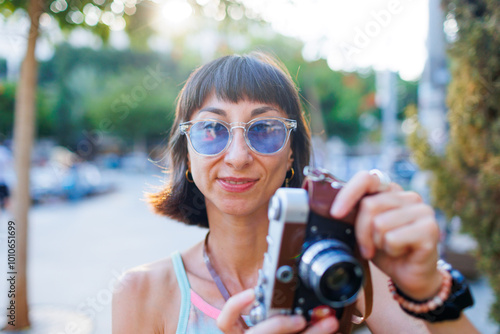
top-left (303, 172), bottom-right (373, 334)
top-left (203, 232), bottom-right (250, 330)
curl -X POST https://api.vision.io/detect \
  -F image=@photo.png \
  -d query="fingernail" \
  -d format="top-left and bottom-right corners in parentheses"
top-left (242, 289), bottom-right (255, 300)
top-left (360, 246), bottom-right (370, 259)
top-left (320, 317), bottom-right (338, 331)
top-left (291, 315), bottom-right (306, 327)
top-left (331, 200), bottom-right (344, 217)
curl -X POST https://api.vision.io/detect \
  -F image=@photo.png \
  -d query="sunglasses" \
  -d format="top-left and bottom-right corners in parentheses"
top-left (179, 117), bottom-right (297, 156)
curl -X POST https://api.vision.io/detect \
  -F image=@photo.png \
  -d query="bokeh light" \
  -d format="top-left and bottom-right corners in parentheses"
top-left (161, 0), bottom-right (193, 25)
top-left (50, 0), bottom-right (68, 13)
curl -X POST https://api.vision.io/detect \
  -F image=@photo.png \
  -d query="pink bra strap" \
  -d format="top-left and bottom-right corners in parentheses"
top-left (190, 290), bottom-right (221, 320)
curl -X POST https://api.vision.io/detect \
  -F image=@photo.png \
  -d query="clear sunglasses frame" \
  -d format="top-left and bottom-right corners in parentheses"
top-left (179, 116), bottom-right (297, 156)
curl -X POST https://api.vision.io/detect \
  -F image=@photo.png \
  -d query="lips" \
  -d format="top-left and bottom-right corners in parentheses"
top-left (217, 177), bottom-right (258, 193)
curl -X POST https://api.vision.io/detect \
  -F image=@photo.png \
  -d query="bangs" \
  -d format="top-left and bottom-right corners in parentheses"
top-left (180, 54), bottom-right (299, 118)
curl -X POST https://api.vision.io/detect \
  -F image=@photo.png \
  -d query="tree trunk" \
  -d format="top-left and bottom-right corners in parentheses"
top-left (4, 0), bottom-right (43, 330)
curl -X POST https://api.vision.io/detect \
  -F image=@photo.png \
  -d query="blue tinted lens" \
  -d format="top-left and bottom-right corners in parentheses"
top-left (248, 119), bottom-right (287, 154)
top-left (190, 121), bottom-right (229, 155)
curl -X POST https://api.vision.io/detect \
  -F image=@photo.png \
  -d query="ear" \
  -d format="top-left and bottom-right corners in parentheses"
top-left (187, 152), bottom-right (191, 170)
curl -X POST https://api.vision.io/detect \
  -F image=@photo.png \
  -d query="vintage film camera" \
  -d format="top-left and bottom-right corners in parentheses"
top-left (250, 167), bottom-right (372, 333)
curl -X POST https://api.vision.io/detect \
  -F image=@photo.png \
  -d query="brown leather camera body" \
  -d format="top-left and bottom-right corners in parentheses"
top-left (251, 168), bottom-right (372, 334)
top-left (302, 173), bottom-right (373, 333)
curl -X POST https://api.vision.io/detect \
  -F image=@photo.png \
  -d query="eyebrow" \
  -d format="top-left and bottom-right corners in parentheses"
top-left (198, 106), bottom-right (280, 117)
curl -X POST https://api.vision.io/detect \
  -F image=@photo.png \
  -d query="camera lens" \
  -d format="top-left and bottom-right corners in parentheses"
top-left (324, 267), bottom-right (348, 290)
top-left (299, 240), bottom-right (364, 308)
top-left (320, 262), bottom-right (362, 303)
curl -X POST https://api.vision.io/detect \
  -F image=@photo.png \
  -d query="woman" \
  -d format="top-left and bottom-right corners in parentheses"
top-left (112, 53), bottom-right (477, 333)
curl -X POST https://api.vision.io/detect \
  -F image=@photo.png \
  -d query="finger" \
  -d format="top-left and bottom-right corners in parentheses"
top-left (389, 182), bottom-right (403, 191)
top-left (355, 191), bottom-right (424, 259)
top-left (217, 289), bottom-right (255, 333)
top-left (372, 203), bottom-right (435, 249)
top-left (303, 316), bottom-right (339, 334)
top-left (330, 171), bottom-right (398, 218)
top-left (246, 315), bottom-right (306, 334)
top-left (382, 215), bottom-right (440, 259)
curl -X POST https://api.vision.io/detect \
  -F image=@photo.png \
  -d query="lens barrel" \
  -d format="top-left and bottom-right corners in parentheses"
top-left (299, 239), bottom-right (364, 308)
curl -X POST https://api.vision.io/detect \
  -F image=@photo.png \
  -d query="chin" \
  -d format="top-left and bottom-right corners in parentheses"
top-left (219, 198), bottom-right (268, 218)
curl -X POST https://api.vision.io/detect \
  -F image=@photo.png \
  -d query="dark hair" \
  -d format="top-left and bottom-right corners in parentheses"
top-left (148, 52), bottom-right (311, 227)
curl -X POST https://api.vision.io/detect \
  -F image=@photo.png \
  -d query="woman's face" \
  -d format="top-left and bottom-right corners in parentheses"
top-left (186, 94), bottom-right (294, 219)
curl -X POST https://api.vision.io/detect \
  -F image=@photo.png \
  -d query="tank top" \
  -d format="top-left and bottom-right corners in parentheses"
top-left (171, 251), bottom-right (253, 334)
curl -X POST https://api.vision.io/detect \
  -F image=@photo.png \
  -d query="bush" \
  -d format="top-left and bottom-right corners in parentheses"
top-left (0, 81), bottom-right (55, 139)
top-left (407, 0), bottom-right (500, 323)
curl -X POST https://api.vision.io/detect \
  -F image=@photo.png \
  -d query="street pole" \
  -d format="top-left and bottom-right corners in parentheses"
top-left (418, 0), bottom-right (449, 153)
top-left (376, 70), bottom-right (398, 171)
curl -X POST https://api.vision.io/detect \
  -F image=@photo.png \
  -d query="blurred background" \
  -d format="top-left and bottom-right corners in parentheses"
top-left (0, 0), bottom-right (499, 332)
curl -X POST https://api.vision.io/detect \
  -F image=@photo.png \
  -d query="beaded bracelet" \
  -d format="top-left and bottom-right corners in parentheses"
top-left (388, 267), bottom-right (453, 314)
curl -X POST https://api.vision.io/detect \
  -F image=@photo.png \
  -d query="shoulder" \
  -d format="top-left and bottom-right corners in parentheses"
top-left (112, 256), bottom-right (181, 334)
top-left (114, 256), bottom-right (179, 302)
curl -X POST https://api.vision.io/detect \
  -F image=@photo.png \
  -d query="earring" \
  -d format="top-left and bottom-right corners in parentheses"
top-left (285, 167), bottom-right (295, 187)
top-left (185, 169), bottom-right (194, 183)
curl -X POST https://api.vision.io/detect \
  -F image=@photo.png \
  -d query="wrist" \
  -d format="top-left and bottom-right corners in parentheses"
top-left (389, 260), bottom-right (474, 323)
top-left (396, 268), bottom-right (444, 301)
top-left (389, 267), bottom-right (452, 314)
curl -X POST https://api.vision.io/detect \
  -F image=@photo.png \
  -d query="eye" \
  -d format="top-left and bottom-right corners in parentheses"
top-left (251, 121), bottom-right (274, 133)
top-left (251, 119), bottom-right (286, 134)
top-left (199, 121), bottom-right (227, 136)
top-left (202, 121), bottom-right (223, 130)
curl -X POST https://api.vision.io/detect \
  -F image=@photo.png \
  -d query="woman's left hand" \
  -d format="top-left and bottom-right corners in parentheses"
top-left (330, 170), bottom-right (442, 300)
top-left (217, 289), bottom-right (339, 334)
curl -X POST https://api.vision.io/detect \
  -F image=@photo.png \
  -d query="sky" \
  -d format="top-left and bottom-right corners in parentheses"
top-left (246, 0), bottom-right (429, 80)
top-left (0, 0), bottom-right (430, 80)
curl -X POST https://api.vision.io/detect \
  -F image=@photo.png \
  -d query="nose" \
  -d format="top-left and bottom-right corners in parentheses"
top-left (224, 127), bottom-right (253, 169)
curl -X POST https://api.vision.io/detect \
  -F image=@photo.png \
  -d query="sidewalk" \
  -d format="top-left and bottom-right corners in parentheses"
top-left (0, 170), bottom-right (498, 333)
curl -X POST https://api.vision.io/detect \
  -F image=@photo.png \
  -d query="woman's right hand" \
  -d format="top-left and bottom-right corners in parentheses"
top-left (217, 289), bottom-right (339, 334)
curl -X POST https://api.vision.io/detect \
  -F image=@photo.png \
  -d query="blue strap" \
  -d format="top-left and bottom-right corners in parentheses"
top-left (172, 251), bottom-right (191, 334)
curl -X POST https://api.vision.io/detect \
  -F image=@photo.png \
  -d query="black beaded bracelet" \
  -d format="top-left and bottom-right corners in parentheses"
top-left (389, 267), bottom-right (452, 314)
top-left (390, 260), bottom-right (474, 323)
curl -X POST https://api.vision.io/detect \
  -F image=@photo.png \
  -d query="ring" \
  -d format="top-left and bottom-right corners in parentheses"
top-left (369, 169), bottom-right (391, 192)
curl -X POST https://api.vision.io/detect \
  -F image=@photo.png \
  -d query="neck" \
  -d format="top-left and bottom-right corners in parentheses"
top-left (205, 206), bottom-right (269, 292)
